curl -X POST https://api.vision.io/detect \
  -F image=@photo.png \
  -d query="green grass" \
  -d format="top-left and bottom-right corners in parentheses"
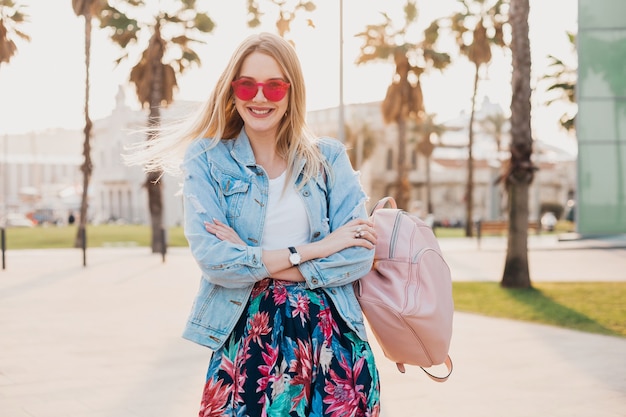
top-left (453, 281), bottom-right (626, 337)
top-left (433, 220), bottom-right (575, 238)
top-left (1, 225), bottom-right (188, 249)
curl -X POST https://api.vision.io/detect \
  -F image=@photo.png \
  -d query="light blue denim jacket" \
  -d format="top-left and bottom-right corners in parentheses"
top-left (181, 129), bottom-right (374, 350)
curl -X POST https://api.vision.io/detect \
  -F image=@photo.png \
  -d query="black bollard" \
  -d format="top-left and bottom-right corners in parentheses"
top-left (476, 220), bottom-right (482, 250)
top-left (81, 226), bottom-right (87, 267)
top-left (1, 227), bottom-right (5, 270)
top-left (160, 228), bottom-right (167, 263)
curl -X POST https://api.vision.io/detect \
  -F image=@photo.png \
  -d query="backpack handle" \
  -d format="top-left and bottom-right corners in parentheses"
top-left (370, 196), bottom-right (398, 215)
top-left (396, 355), bottom-right (453, 383)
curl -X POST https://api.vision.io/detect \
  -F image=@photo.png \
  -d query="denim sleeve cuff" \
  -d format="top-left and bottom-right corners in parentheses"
top-left (248, 246), bottom-right (271, 281)
top-left (298, 261), bottom-right (326, 289)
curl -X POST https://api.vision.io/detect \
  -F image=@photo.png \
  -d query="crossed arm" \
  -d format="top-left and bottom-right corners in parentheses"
top-left (204, 217), bottom-right (377, 282)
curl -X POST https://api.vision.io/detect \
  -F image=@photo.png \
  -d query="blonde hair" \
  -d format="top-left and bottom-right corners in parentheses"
top-left (125, 32), bottom-right (325, 186)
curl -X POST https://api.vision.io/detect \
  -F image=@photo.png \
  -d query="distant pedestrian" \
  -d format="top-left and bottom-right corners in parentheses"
top-left (68, 212), bottom-right (75, 225)
top-left (126, 32), bottom-right (380, 416)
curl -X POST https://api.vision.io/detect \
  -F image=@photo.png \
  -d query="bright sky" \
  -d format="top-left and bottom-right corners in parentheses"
top-left (0, 0), bottom-right (577, 140)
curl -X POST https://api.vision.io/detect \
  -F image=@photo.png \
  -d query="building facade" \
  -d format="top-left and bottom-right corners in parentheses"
top-left (90, 87), bottom-right (188, 227)
top-left (577, 0), bottom-right (626, 234)
top-left (1, 92), bottom-right (575, 230)
top-left (0, 129), bottom-right (83, 224)
top-left (0, 88), bottom-right (187, 227)
top-left (308, 100), bottom-right (576, 227)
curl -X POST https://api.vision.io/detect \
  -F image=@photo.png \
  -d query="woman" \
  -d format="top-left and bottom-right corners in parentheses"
top-left (131, 32), bottom-right (380, 416)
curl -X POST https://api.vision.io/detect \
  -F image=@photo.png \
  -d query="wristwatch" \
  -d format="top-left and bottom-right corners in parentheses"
top-left (288, 246), bottom-right (301, 266)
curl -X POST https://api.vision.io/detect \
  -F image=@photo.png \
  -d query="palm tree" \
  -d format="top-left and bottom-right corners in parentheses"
top-left (542, 32), bottom-right (577, 132)
top-left (101, 1), bottom-right (215, 253)
top-left (71, 0), bottom-right (107, 251)
top-left (0, 0), bottom-right (30, 69)
top-left (501, 0), bottom-right (533, 288)
top-left (409, 113), bottom-right (454, 214)
top-left (445, 0), bottom-right (509, 236)
top-left (246, 0), bottom-right (316, 42)
top-left (481, 110), bottom-right (509, 153)
top-left (344, 121), bottom-right (376, 170)
top-left (355, 1), bottom-right (450, 210)
top-left (0, 0), bottom-right (28, 235)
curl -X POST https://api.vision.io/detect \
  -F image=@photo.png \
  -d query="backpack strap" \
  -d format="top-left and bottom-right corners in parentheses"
top-left (370, 196), bottom-right (398, 215)
top-left (396, 355), bottom-right (453, 382)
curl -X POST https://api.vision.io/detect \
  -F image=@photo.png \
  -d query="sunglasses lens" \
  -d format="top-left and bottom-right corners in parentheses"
top-left (232, 80), bottom-right (257, 101)
top-left (263, 81), bottom-right (289, 101)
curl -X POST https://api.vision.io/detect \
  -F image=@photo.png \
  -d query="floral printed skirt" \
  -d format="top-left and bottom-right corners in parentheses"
top-left (198, 278), bottom-right (380, 417)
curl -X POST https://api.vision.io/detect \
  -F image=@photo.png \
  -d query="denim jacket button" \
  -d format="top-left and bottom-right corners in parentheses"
top-left (312, 232), bottom-right (320, 238)
top-left (311, 278), bottom-right (319, 285)
top-left (303, 190), bottom-right (310, 197)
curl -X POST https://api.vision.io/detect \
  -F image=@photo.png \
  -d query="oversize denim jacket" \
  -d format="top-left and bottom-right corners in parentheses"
top-left (181, 129), bottom-right (374, 350)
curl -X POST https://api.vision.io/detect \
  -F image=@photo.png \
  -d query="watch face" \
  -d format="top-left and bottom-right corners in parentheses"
top-left (289, 252), bottom-right (301, 265)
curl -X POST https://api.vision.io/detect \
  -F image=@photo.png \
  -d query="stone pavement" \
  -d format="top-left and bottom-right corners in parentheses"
top-left (0, 235), bottom-right (625, 417)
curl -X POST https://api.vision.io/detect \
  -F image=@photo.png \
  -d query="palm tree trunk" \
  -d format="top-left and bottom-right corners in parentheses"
top-left (75, 12), bottom-right (93, 250)
top-left (426, 153), bottom-right (432, 214)
top-left (502, 0), bottom-right (532, 288)
top-left (146, 32), bottom-right (165, 254)
top-left (395, 116), bottom-right (409, 210)
top-left (464, 63), bottom-right (480, 237)
top-left (502, 181), bottom-right (530, 285)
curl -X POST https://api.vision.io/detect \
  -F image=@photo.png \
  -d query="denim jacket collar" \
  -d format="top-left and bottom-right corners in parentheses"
top-left (230, 128), bottom-right (308, 184)
top-left (229, 129), bottom-right (257, 168)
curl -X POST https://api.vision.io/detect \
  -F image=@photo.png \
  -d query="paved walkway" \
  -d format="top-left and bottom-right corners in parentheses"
top-left (0, 235), bottom-right (625, 417)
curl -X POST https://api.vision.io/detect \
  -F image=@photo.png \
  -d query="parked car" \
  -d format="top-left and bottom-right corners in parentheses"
top-left (1, 213), bottom-right (36, 228)
top-left (540, 212), bottom-right (557, 232)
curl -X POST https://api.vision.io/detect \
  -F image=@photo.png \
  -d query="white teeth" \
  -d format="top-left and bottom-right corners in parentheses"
top-left (250, 108), bottom-right (271, 115)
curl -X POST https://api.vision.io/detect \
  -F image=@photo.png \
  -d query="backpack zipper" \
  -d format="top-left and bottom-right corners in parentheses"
top-left (388, 211), bottom-right (403, 258)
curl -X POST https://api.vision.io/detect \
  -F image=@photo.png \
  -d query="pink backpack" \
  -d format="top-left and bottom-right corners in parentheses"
top-left (355, 197), bottom-right (454, 382)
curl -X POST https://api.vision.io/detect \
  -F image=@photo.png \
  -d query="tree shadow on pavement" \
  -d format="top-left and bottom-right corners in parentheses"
top-left (504, 286), bottom-right (620, 337)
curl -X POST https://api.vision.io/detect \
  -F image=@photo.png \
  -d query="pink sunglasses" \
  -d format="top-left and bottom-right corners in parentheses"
top-left (231, 78), bottom-right (290, 102)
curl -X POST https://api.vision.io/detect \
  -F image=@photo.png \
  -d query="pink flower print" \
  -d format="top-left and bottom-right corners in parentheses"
top-left (290, 339), bottom-right (313, 386)
top-left (323, 355), bottom-right (367, 417)
top-left (199, 378), bottom-right (230, 417)
top-left (248, 311), bottom-right (271, 346)
top-left (290, 293), bottom-right (310, 326)
top-left (290, 339), bottom-right (313, 408)
top-left (272, 282), bottom-right (288, 305)
top-left (257, 343), bottom-right (280, 393)
top-left (251, 278), bottom-right (270, 299)
top-left (317, 307), bottom-right (340, 341)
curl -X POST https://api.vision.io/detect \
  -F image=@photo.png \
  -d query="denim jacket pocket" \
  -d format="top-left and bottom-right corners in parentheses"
top-left (213, 172), bottom-right (250, 219)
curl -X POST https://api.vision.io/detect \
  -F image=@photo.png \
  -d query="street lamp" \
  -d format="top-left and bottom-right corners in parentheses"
top-left (338, 0), bottom-right (344, 143)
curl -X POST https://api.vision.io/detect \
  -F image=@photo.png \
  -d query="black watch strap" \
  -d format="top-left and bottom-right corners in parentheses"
top-left (288, 246), bottom-right (301, 266)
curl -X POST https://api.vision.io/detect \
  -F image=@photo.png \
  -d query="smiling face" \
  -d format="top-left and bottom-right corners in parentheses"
top-left (234, 51), bottom-right (290, 141)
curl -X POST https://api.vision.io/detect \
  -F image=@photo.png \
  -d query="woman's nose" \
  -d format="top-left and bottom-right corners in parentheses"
top-left (253, 85), bottom-right (267, 102)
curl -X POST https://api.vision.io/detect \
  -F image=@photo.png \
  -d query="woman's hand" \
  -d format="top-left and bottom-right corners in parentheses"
top-left (204, 218), bottom-right (245, 245)
top-left (317, 218), bottom-right (377, 257)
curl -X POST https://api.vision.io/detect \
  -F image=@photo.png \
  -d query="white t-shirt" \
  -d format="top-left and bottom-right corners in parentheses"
top-left (261, 171), bottom-right (311, 250)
